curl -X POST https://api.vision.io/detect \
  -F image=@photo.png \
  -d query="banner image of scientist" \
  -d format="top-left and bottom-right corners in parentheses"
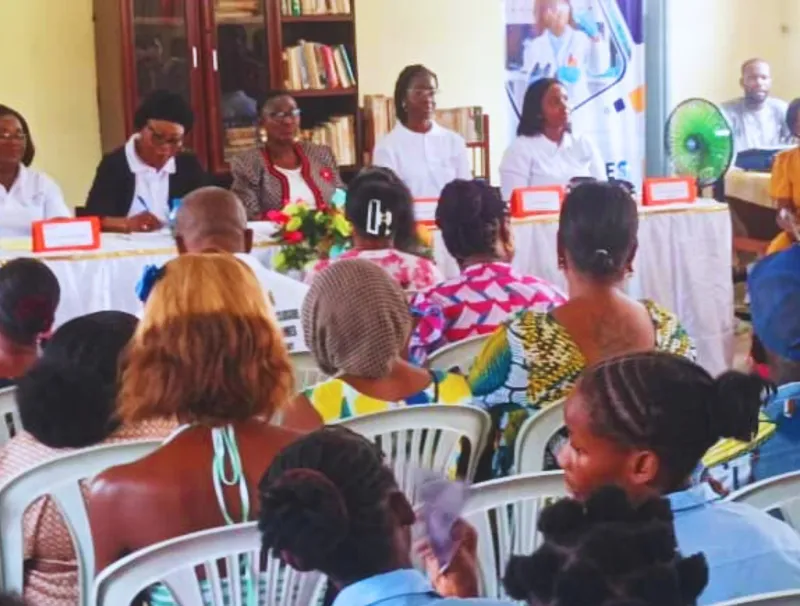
top-left (505, 0), bottom-right (645, 187)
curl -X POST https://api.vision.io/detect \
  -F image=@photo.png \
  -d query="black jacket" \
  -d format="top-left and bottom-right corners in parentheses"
top-left (84, 146), bottom-right (206, 217)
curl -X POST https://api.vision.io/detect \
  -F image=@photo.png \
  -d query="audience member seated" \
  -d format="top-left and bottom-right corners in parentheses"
top-left (0, 311), bottom-right (174, 606)
top-left (258, 425), bottom-right (508, 605)
top-left (0, 258), bottom-right (59, 384)
top-left (231, 91), bottom-right (344, 218)
top-left (765, 97), bottom-right (800, 255)
top-left (499, 78), bottom-right (605, 201)
top-left (285, 260), bottom-right (471, 431)
top-left (174, 186), bottom-right (309, 352)
top-left (306, 167), bottom-right (443, 292)
top-left (560, 351), bottom-right (800, 604)
top-left (372, 64), bottom-right (471, 199)
top-left (410, 179), bottom-right (565, 364)
top-left (469, 182), bottom-right (695, 478)
top-left (0, 105), bottom-right (70, 237)
top-left (705, 245), bottom-right (800, 490)
top-left (88, 254), bottom-right (309, 602)
top-left (0, 594), bottom-right (25, 606)
top-left (85, 90), bottom-right (206, 233)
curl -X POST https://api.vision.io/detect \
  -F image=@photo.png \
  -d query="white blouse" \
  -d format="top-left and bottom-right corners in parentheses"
top-left (0, 165), bottom-right (70, 237)
top-left (125, 135), bottom-right (175, 222)
top-left (372, 122), bottom-right (471, 199)
top-left (499, 132), bottom-right (606, 201)
top-left (275, 165), bottom-right (317, 209)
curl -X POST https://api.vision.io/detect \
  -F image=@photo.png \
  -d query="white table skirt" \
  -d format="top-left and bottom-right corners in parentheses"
top-left (434, 201), bottom-right (734, 375)
top-left (0, 201), bottom-right (733, 374)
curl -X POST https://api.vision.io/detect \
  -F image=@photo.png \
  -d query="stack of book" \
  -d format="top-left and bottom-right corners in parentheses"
top-left (281, 0), bottom-right (352, 15)
top-left (300, 115), bottom-right (357, 167)
top-left (283, 41), bottom-right (356, 90)
top-left (224, 126), bottom-right (259, 162)
top-left (216, 0), bottom-right (260, 20)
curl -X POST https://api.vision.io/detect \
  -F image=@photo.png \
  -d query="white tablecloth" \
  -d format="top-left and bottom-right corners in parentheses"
top-left (0, 201), bottom-right (733, 374)
top-left (435, 201), bottom-right (733, 374)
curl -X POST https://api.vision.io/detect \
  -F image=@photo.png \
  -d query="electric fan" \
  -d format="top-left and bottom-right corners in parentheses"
top-left (664, 98), bottom-right (734, 188)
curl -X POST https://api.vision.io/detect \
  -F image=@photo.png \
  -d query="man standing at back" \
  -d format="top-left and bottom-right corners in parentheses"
top-left (174, 186), bottom-right (308, 352)
top-left (722, 58), bottom-right (791, 151)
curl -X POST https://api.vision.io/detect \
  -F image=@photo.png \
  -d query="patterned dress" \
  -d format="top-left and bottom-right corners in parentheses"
top-left (306, 248), bottom-right (443, 294)
top-left (468, 300), bottom-right (696, 477)
top-left (409, 262), bottom-right (566, 364)
top-left (0, 420), bottom-right (176, 606)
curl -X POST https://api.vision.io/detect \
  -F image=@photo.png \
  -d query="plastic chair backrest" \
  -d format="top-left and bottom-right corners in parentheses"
top-left (514, 400), bottom-right (566, 474)
top-left (427, 334), bottom-right (489, 374)
top-left (711, 590), bottom-right (800, 605)
top-left (0, 387), bottom-right (21, 446)
top-left (333, 405), bottom-right (491, 500)
top-left (290, 351), bottom-right (327, 391)
top-left (0, 440), bottom-right (162, 604)
top-left (462, 471), bottom-right (568, 600)
top-left (726, 470), bottom-right (800, 529)
top-left (93, 522), bottom-right (327, 606)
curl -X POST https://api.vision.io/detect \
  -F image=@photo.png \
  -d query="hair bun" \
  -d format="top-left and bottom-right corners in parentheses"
top-left (709, 371), bottom-right (771, 442)
top-left (589, 249), bottom-right (618, 276)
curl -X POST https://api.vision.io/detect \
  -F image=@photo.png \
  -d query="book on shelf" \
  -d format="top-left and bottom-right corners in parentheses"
top-left (216, 0), bottom-right (260, 19)
top-left (300, 114), bottom-right (357, 167)
top-left (224, 126), bottom-right (259, 161)
top-left (281, 0), bottom-right (352, 16)
top-left (283, 40), bottom-right (356, 90)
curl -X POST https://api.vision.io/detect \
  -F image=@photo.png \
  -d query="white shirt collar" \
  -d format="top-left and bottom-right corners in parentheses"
top-left (124, 135), bottom-right (176, 176)
top-left (398, 121), bottom-right (443, 137)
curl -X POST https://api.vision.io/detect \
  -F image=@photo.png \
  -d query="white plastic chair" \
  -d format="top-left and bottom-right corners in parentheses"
top-left (93, 522), bottom-right (327, 606)
top-left (462, 471), bottom-right (568, 600)
top-left (290, 352), bottom-right (327, 391)
top-left (427, 334), bottom-right (489, 374)
top-left (726, 470), bottom-right (800, 529)
top-left (514, 400), bottom-right (566, 474)
top-left (711, 590), bottom-right (800, 605)
top-left (0, 440), bottom-right (162, 604)
top-left (0, 387), bottom-right (21, 446)
top-left (333, 405), bottom-right (491, 500)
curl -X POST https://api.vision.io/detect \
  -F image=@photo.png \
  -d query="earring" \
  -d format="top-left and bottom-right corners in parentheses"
top-left (558, 256), bottom-right (566, 270)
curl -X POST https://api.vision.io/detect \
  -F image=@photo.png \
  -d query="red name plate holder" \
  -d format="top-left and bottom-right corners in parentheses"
top-left (510, 186), bottom-right (565, 218)
top-left (32, 217), bottom-right (101, 253)
top-left (414, 198), bottom-right (439, 226)
top-left (642, 177), bottom-right (697, 206)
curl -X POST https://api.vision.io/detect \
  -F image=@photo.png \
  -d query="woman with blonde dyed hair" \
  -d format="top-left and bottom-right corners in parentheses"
top-left (88, 254), bottom-right (310, 600)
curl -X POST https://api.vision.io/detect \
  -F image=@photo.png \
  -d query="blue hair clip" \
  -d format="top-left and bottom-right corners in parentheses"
top-left (136, 264), bottom-right (165, 303)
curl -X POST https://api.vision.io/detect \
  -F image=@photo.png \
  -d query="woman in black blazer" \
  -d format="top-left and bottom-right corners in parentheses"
top-left (85, 90), bottom-right (206, 232)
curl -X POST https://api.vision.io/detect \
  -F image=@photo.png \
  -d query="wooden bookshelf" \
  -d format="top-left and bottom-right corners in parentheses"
top-left (281, 14), bottom-right (354, 22)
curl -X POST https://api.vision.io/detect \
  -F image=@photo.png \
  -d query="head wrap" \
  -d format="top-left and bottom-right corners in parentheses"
top-left (302, 259), bottom-right (412, 378)
top-left (749, 245), bottom-right (800, 361)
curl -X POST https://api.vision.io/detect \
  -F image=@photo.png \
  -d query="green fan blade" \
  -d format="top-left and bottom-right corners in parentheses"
top-left (665, 99), bottom-right (734, 187)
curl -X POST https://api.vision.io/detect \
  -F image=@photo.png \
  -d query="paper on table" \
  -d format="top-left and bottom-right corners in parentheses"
top-left (41, 221), bottom-right (95, 249)
top-left (0, 238), bottom-right (32, 252)
top-left (649, 180), bottom-right (693, 203)
top-left (520, 189), bottom-right (562, 213)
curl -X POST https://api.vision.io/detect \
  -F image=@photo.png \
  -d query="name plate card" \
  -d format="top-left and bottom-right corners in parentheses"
top-left (414, 198), bottom-right (439, 225)
top-left (32, 217), bottom-right (101, 253)
top-left (510, 186), bottom-right (565, 217)
top-left (642, 177), bottom-right (697, 206)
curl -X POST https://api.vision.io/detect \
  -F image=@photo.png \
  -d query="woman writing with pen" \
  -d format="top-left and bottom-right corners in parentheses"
top-left (85, 90), bottom-right (206, 232)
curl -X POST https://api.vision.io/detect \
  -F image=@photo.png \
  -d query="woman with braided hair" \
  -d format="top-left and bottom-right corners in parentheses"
top-left (410, 179), bottom-right (564, 363)
top-left (559, 351), bottom-right (800, 604)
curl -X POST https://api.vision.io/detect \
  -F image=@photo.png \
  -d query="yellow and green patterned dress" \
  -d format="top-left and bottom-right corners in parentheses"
top-left (304, 369), bottom-right (472, 423)
top-left (468, 300), bottom-right (696, 477)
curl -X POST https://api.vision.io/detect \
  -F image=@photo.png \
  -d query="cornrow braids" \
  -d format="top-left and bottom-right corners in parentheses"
top-left (436, 179), bottom-right (506, 263)
top-left (503, 485), bottom-right (709, 606)
top-left (393, 64), bottom-right (438, 126)
top-left (258, 426), bottom-right (400, 581)
top-left (579, 352), bottom-right (770, 492)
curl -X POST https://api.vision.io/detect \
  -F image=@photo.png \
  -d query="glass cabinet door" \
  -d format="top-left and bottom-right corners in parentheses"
top-left (207, 0), bottom-right (270, 171)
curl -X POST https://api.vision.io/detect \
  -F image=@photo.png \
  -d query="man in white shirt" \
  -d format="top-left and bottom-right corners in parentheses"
top-left (174, 187), bottom-right (309, 352)
top-left (721, 59), bottom-right (792, 151)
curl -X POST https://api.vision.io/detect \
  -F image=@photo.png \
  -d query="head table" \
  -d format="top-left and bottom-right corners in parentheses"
top-left (0, 201), bottom-right (733, 374)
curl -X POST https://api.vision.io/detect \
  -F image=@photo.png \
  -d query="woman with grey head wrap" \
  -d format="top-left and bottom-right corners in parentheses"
top-left (283, 259), bottom-right (473, 431)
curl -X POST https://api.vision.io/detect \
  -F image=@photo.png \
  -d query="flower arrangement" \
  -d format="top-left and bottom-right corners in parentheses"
top-left (269, 190), bottom-right (352, 273)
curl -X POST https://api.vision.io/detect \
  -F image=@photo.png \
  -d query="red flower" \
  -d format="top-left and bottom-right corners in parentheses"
top-left (319, 167), bottom-right (334, 183)
top-left (283, 231), bottom-right (304, 244)
top-left (265, 210), bottom-right (290, 224)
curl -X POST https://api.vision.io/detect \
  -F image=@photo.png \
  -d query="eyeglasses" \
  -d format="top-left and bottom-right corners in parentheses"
top-left (266, 109), bottom-right (302, 121)
top-left (0, 132), bottom-right (26, 143)
top-left (146, 125), bottom-right (184, 148)
top-left (407, 88), bottom-right (439, 101)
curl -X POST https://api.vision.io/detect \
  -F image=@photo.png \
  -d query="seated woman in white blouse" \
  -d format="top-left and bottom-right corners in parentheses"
top-left (499, 77), bottom-right (606, 201)
top-left (0, 106), bottom-right (70, 237)
top-left (372, 64), bottom-right (471, 199)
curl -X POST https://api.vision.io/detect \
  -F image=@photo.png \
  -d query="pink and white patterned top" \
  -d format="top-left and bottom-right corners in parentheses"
top-left (409, 262), bottom-right (566, 362)
top-left (306, 248), bottom-right (444, 293)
